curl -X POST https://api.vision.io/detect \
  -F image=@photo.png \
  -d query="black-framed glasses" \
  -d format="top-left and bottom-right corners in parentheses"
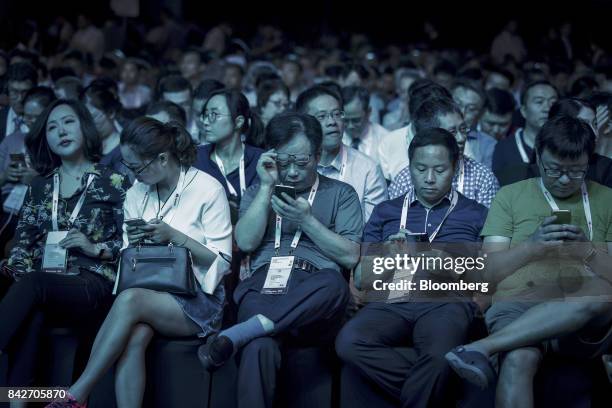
top-left (540, 165), bottom-right (588, 179)
top-left (120, 156), bottom-right (158, 175)
top-left (314, 110), bottom-right (345, 122)
top-left (201, 111), bottom-right (232, 123)
top-left (276, 153), bottom-right (312, 168)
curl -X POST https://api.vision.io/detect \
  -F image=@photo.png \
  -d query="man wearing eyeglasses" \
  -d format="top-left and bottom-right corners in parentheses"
top-left (340, 86), bottom-right (390, 166)
top-left (198, 112), bottom-right (363, 408)
top-left (445, 116), bottom-right (612, 408)
top-left (389, 97), bottom-right (500, 208)
top-left (296, 85), bottom-right (388, 223)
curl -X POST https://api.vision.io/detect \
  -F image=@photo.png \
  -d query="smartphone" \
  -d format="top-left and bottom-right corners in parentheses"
top-left (274, 184), bottom-right (296, 201)
top-left (9, 153), bottom-right (26, 167)
top-left (552, 210), bottom-right (571, 225)
top-left (406, 232), bottom-right (432, 251)
top-left (125, 218), bottom-right (147, 228)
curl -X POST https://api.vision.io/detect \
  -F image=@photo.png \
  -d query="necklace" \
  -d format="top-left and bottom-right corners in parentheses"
top-left (60, 163), bottom-right (90, 181)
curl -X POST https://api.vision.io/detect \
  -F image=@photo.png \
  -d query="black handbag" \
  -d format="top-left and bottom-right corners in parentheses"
top-left (114, 243), bottom-right (198, 297)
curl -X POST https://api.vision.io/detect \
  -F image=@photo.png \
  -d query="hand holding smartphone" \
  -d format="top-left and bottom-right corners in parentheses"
top-left (551, 210), bottom-right (571, 225)
top-left (274, 184), bottom-right (296, 202)
top-left (9, 153), bottom-right (26, 168)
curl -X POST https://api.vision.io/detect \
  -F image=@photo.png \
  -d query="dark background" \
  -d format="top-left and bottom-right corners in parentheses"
top-left (1, 0), bottom-right (611, 52)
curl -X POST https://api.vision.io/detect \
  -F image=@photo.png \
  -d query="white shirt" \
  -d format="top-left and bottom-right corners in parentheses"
top-left (377, 124), bottom-right (415, 181)
top-left (342, 121), bottom-right (389, 165)
top-left (317, 145), bottom-right (388, 222)
top-left (6, 108), bottom-right (28, 136)
top-left (122, 167), bottom-right (233, 295)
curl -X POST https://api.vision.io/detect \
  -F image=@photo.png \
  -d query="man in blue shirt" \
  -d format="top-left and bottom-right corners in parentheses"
top-left (336, 128), bottom-right (488, 408)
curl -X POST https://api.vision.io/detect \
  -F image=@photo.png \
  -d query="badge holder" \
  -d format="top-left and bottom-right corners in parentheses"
top-left (42, 231), bottom-right (73, 274)
top-left (261, 255), bottom-right (295, 295)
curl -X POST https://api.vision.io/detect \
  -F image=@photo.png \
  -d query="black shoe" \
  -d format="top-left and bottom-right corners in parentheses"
top-left (198, 334), bottom-right (234, 372)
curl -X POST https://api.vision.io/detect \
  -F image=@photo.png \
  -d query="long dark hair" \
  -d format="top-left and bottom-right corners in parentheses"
top-left (203, 88), bottom-right (265, 148)
top-left (25, 99), bottom-right (102, 174)
top-left (120, 117), bottom-right (197, 167)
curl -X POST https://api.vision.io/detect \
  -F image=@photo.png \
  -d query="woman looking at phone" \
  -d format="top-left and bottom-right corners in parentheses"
top-left (0, 99), bottom-right (129, 394)
top-left (49, 117), bottom-right (232, 408)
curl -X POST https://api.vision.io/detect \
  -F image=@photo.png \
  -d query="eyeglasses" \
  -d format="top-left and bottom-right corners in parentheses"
top-left (540, 165), bottom-right (587, 179)
top-left (445, 124), bottom-right (470, 136)
top-left (314, 110), bottom-right (345, 122)
top-left (268, 99), bottom-right (290, 110)
top-left (201, 111), bottom-right (232, 123)
top-left (276, 153), bottom-right (312, 168)
top-left (120, 156), bottom-right (158, 175)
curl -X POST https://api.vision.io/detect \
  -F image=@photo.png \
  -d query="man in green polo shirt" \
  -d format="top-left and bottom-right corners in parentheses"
top-left (445, 115), bottom-right (612, 408)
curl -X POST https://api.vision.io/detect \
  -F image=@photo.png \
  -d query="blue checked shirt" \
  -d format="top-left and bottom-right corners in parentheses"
top-left (388, 156), bottom-right (500, 208)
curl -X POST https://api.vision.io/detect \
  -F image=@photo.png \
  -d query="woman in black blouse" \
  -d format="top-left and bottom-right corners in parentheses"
top-left (0, 99), bottom-right (129, 390)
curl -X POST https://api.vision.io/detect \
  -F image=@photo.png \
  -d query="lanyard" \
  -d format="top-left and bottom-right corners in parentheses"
top-left (52, 173), bottom-right (95, 231)
top-left (141, 168), bottom-right (188, 225)
top-left (213, 144), bottom-right (246, 197)
top-left (338, 145), bottom-right (348, 182)
top-left (274, 176), bottom-right (319, 254)
top-left (538, 178), bottom-right (593, 240)
top-left (515, 128), bottom-right (530, 164)
top-left (456, 158), bottom-right (465, 194)
top-left (399, 189), bottom-right (459, 243)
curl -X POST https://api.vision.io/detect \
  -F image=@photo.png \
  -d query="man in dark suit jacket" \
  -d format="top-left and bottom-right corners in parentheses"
top-left (0, 62), bottom-right (37, 142)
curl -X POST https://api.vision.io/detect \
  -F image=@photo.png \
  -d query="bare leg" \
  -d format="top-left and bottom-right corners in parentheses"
top-left (68, 289), bottom-right (200, 403)
top-left (496, 347), bottom-right (542, 408)
top-left (470, 293), bottom-right (612, 357)
top-left (115, 323), bottom-right (154, 408)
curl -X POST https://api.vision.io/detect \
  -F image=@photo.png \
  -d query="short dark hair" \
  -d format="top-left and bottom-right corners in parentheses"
top-left (157, 74), bottom-right (193, 98)
top-left (146, 101), bottom-right (187, 127)
top-left (24, 86), bottom-right (56, 108)
top-left (413, 97), bottom-right (462, 135)
top-left (296, 85), bottom-right (343, 113)
top-left (7, 62), bottom-right (37, 84)
top-left (408, 80), bottom-right (452, 118)
top-left (341, 86), bottom-right (369, 109)
top-left (26, 99), bottom-right (102, 174)
top-left (256, 79), bottom-right (290, 109)
top-left (536, 115), bottom-right (596, 160)
top-left (266, 112), bottom-right (322, 154)
top-left (82, 83), bottom-right (121, 116)
top-left (409, 128), bottom-right (460, 166)
top-left (193, 79), bottom-right (224, 101)
top-left (120, 117), bottom-right (197, 166)
top-left (520, 80), bottom-right (557, 106)
top-left (54, 76), bottom-right (84, 100)
top-left (483, 88), bottom-right (516, 115)
top-left (549, 98), bottom-right (595, 120)
top-left (487, 66), bottom-right (515, 86)
top-left (451, 80), bottom-right (485, 102)
top-left (340, 63), bottom-right (369, 81)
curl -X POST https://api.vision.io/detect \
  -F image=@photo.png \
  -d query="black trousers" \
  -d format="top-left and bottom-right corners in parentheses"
top-left (233, 265), bottom-right (350, 408)
top-left (0, 270), bottom-right (113, 386)
top-left (335, 301), bottom-right (475, 408)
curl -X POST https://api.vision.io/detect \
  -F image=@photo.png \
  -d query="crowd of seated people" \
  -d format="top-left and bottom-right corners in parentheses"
top-left (0, 12), bottom-right (610, 408)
